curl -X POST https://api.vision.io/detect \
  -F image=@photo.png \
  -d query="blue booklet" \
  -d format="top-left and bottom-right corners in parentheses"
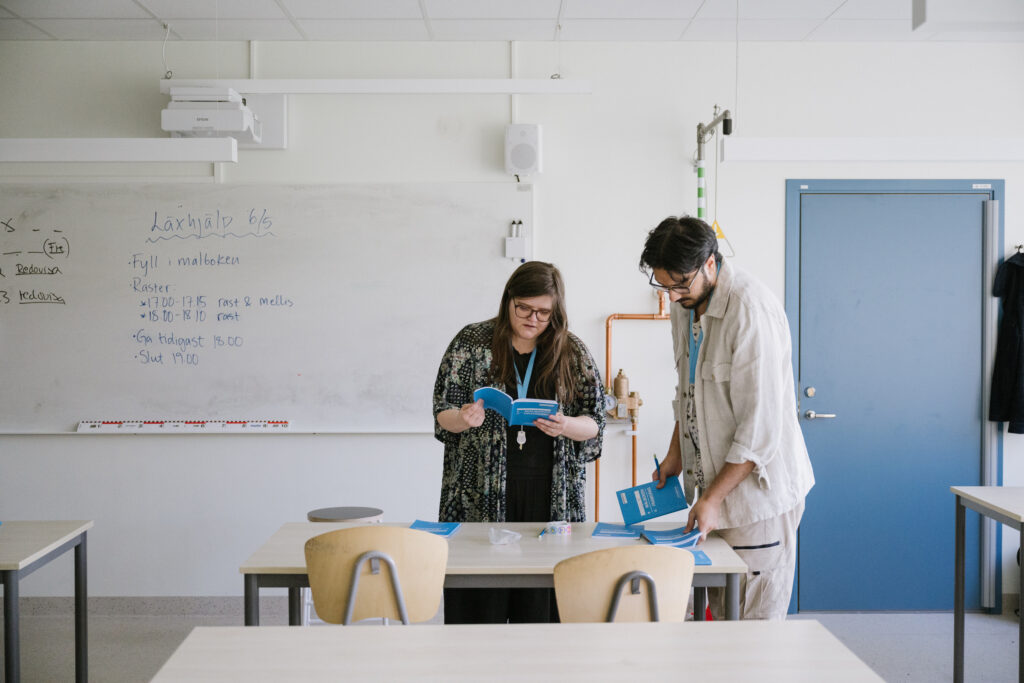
top-left (688, 550), bottom-right (711, 566)
top-left (591, 522), bottom-right (645, 539)
top-left (409, 520), bottom-right (461, 537)
top-left (615, 476), bottom-right (688, 525)
top-left (473, 387), bottom-right (559, 426)
top-left (641, 525), bottom-right (701, 548)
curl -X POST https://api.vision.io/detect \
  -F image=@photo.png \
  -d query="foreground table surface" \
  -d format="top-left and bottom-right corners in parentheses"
top-left (153, 620), bottom-right (882, 682)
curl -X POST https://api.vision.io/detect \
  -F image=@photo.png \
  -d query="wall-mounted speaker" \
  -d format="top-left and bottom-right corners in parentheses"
top-left (505, 124), bottom-right (542, 176)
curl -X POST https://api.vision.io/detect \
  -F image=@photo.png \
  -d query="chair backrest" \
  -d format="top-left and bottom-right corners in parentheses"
top-left (553, 545), bottom-right (695, 623)
top-left (304, 526), bottom-right (448, 624)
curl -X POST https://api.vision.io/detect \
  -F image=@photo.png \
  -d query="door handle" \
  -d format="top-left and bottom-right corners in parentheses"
top-left (804, 410), bottom-right (836, 420)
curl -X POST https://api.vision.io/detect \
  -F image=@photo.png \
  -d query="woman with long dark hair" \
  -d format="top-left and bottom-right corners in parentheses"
top-left (433, 261), bottom-right (605, 623)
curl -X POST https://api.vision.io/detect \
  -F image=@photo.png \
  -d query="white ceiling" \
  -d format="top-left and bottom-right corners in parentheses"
top-left (0, 0), bottom-right (1021, 42)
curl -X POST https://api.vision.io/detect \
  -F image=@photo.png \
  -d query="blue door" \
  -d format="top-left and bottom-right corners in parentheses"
top-left (787, 180), bottom-right (1000, 611)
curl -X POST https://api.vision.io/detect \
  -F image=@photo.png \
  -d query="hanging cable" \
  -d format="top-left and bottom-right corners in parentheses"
top-left (161, 23), bottom-right (173, 79)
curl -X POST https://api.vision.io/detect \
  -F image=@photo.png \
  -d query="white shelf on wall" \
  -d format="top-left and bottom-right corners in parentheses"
top-left (721, 137), bottom-right (1024, 162)
top-left (158, 78), bottom-right (592, 95)
top-left (0, 137), bottom-right (238, 163)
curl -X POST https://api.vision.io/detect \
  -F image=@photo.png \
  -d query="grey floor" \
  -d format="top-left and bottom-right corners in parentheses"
top-left (1, 607), bottom-right (1019, 681)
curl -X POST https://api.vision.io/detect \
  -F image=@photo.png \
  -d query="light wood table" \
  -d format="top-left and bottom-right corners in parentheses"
top-left (952, 486), bottom-right (1024, 683)
top-left (153, 619), bottom-right (881, 682)
top-left (1, 520), bottom-right (93, 683)
top-left (240, 521), bottom-right (748, 625)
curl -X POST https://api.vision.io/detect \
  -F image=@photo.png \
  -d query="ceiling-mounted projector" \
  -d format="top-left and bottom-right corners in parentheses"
top-left (161, 87), bottom-right (262, 144)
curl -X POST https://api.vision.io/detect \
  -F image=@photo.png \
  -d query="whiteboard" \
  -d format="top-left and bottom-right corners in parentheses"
top-left (0, 183), bottom-right (532, 433)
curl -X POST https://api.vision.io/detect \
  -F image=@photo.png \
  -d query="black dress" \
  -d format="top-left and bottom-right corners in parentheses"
top-left (443, 349), bottom-right (560, 623)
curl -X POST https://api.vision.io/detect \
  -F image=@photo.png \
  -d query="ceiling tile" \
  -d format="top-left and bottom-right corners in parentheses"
top-left (423, 0), bottom-right (560, 20)
top-left (562, 0), bottom-right (703, 20)
top-left (431, 19), bottom-right (555, 40)
top-left (297, 19), bottom-right (429, 40)
top-left (807, 19), bottom-right (923, 41)
top-left (0, 0), bottom-right (149, 19)
top-left (31, 18), bottom-right (170, 40)
top-left (929, 27), bottom-right (1024, 42)
top-left (831, 0), bottom-right (913, 20)
top-left (169, 19), bottom-right (302, 40)
top-left (281, 0), bottom-right (423, 19)
top-left (683, 18), bottom-right (820, 41)
top-left (139, 0), bottom-right (285, 20)
top-left (0, 18), bottom-right (53, 38)
top-left (560, 19), bottom-right (690, 40)
top-left (697, 0), bottom-right (844, 21)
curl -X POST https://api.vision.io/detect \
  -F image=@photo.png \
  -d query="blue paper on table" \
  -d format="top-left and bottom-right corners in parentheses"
top-left (591, 522), bottom-right (645, 539)
top-left (409, 520), bottom-right (461, 537)
top-left (473, 387), bottom-right (559, 426)
top-left (615, 475), bottom-right (688, 525)
top-left (688, 550), bottom-right (711, 566)
top-left (642, 526), bottom-right (701, 548)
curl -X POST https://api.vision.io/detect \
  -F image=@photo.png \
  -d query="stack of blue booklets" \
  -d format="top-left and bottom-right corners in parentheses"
top-left (409, 520), bottom-right (461, 537)
top-left (642, 525), bottom-right (710, 565)
top-left (591, 522), bottom-right (645, 539)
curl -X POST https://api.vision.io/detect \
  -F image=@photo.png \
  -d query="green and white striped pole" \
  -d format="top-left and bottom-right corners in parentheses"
top-left (696, 158), bottom-right (706, 220)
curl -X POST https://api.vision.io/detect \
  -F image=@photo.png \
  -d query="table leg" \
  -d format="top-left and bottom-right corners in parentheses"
top-left (3, 569), bottom-right (20, 683)
top-left (288, 587), bottom-right (302, 626)
top-left (693, 587), bottom-right (706, 621)
top-left (954, 495), bottom-right (965, 683)
top-left (726, 573), bottom-right (740, 621)
top-left (1011, 528), bottom-right (1019, 679)
top-left (75, 534), bottom-right (88, 683)
top-left (244, 574), bottom-right (259, 626)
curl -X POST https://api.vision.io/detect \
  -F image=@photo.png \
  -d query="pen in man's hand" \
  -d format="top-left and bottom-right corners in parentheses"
top-left (653, 454), bottom-right (662, 479)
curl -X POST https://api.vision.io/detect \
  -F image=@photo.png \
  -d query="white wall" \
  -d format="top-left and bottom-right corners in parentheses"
top-left (1, 38), bottom-right (1022, 598)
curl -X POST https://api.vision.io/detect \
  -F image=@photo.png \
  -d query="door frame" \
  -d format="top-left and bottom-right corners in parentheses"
top-left (784, 178), bottom-right (1005, 613)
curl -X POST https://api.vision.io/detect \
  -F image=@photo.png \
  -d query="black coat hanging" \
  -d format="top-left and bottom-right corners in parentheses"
top-left (990, 250), bottom-right (1024, 433)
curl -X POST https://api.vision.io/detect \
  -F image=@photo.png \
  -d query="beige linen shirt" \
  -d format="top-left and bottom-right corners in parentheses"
top-left (671, 261), bottom-right (814, 528)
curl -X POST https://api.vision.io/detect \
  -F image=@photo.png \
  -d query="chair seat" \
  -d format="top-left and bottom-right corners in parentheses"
top-left (307, 506), bottom-right (384, 523)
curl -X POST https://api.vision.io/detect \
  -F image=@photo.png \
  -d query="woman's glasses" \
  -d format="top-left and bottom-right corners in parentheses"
top-left (513, 301), bottom-right (552, 322)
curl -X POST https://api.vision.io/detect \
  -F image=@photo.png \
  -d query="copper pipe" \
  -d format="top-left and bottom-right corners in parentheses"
top-left (596, 292), bottom-right (669, 521)
top-left (631, 418), bottom-right (638, 486)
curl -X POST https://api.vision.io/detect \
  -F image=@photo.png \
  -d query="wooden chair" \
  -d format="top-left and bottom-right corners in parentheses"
top-left (304, 526), bottom-right (448, 624)
top-left (553, 545), bottom-right (695, 623)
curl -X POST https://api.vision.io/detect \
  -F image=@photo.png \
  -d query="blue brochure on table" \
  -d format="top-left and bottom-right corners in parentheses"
top-left (591, 522), bottom-right (645, 539)
top-left (688, 550), bottom-right (711, 566)
top-left (615, 475), bottom-right (688, 526)
top-left (409, 520), bottom-right (461, 537)
top-left (473, 387), bottom-right (559, 426)
top-left (642, 525), bottom-right (701, 549)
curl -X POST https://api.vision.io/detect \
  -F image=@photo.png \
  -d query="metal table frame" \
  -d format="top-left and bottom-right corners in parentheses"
top-left (2, 530), bottom-right (88, 683)
top-left (954, 489), bottom-right (1022, 683)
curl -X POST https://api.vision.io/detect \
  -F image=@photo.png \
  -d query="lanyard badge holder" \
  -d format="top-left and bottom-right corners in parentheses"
top-left (513, 348), bottom-right (537, 451)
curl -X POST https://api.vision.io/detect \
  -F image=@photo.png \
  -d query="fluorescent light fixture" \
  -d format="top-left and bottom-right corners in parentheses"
top-left (159, 78), bottom-right (592, 95)
top-left (0, 138), bottom-right (238, 163)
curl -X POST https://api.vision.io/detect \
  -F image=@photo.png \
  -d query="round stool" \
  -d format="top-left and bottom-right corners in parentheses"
top-left (306, 506), bottom-right (383, 523)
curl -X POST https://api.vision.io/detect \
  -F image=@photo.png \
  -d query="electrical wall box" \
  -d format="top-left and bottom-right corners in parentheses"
top-left (505, 236), bottom-right (527, 261)
top-left (162, 87), bottom-right (263, 145)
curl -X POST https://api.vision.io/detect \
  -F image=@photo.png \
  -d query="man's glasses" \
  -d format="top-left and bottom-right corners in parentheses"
top-left (513, 301), bottom-right (552, 322)
top-left (649, 267), bottom-right (703, 294)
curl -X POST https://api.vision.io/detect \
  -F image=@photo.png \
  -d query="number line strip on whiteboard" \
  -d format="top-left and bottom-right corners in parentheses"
top-left (77, 420), bottom-right (290, 433)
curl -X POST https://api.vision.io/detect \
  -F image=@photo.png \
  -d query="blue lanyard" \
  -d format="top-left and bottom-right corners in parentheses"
top-left (688, 310), bottom-right (702, 382)
top-left (513, 348), bottom-right (537, 399)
